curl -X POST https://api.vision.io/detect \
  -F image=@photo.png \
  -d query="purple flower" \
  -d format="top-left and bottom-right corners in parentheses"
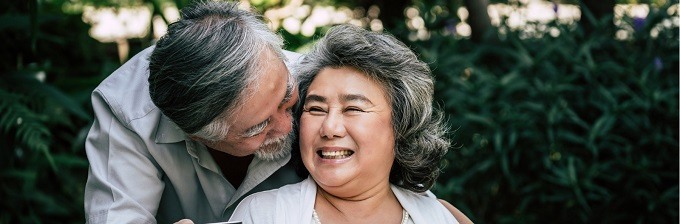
top-left (654, 57), bottom-right (663, 71)
top-left (446, 19), bottom-right (458, 35)
top-left (552, 2), bottom-right (559, 14)
top-left (633, 16), bottom-right (646, 32)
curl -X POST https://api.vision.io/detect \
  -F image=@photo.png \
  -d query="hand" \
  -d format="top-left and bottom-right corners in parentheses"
top-left (174, 219), bottom-right (195, 224)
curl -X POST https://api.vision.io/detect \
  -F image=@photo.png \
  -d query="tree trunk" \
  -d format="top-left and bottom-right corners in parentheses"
top-left (357, 0), bottom-right (410, 32)
top-left (579, 0), bottom-right (616, 35)
top-left (464, 0), bottom-right (492, 42)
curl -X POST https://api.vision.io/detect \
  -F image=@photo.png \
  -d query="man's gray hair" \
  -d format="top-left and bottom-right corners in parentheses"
top-left (294, 24), bottom-right (450, 193)
top-left (149, 0), bottom-right (284, 141)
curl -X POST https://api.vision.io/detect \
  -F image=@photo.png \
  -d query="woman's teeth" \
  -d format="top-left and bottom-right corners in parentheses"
top-left (318, 150), bottom-right (354, 159)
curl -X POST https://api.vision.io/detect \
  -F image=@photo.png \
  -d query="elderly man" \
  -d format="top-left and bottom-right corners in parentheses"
top-left (84, 1), bottom-right (303, 223)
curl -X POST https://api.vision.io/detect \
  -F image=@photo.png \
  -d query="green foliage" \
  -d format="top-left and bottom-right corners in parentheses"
top-left (1, 0), bottom-right (119, 223)
top-left (417, 4), bottom-right (679, 224)
top-left (0, 72), bottom-right (94, 224)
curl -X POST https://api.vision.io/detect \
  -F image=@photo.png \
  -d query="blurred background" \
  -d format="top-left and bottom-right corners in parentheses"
top-left (1, 0), bottom-right (678, 223)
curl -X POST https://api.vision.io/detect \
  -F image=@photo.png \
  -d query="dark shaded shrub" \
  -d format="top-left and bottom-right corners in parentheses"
top-left (418, 4), bottom-right (679, 224)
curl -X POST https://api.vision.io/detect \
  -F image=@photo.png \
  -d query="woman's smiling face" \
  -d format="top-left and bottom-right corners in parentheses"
top-left (300, 66), bottom-right (395, 197)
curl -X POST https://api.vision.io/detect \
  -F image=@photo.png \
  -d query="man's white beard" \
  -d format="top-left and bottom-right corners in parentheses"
top-left (254, 131), bottom-right (294, 161)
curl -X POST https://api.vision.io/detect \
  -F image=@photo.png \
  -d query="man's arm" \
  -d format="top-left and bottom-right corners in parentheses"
top-left (439, 199), bottom-right (473, 224)
top-left (84, 90), bottom-right (165, 223)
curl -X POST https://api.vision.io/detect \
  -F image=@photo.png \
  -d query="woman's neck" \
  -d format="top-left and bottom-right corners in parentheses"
top-left (313, 182), bottom-right (403, 224)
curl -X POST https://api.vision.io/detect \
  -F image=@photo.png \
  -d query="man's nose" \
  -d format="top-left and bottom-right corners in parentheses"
top-left (275, 85), bottom-right (298, 135)
top-left (272, 109), bottom-right (293, 135)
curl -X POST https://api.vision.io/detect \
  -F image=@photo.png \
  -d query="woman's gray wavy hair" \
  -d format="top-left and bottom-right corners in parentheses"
top-left (294, 24), bottom-right (450, 193)
top-left (149, 0), bottom-right (284, 141)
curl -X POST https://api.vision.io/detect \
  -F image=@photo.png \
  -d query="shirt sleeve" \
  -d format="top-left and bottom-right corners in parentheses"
top-left (84, 89), bottom-right (165, 224)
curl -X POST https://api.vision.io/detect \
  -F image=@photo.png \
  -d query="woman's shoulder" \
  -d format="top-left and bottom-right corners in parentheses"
top-left (234, 180), bottom-right (307, 211)
top-left (390, 185), bottom-right (438, 206)
top-left (391, 185), bottom-right (459, 224)
top-left (229, 188), bottom-right (280, 223)
top-left (241, 188), bottom-right (280, 206)
top-left (229, 178), bottom-right (316, 223)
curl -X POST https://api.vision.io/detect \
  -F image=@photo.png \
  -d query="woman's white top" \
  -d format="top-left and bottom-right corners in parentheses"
top-left (229, 177), bottom-right (459, 224)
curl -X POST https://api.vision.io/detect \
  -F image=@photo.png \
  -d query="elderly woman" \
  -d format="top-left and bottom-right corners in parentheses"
top-left (229, 24), bottom-right (462, 224)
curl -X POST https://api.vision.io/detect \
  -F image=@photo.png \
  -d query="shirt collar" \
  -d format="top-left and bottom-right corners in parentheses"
top-left (154, 114), bottom-right (187, 144)
top-left (225, 153), bottom-right (291, 207)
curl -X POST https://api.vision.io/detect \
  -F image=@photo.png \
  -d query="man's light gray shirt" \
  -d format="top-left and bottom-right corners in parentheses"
top-left (84, 46), bottom-right (303, 224)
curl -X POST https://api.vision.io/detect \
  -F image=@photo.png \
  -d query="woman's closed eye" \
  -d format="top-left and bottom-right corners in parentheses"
top-left (303, 106), bottom-right (327, 115)
top-left (344, 106), bottom-right (366, 113)
top-left (304, 105), bottom-right (367, 115)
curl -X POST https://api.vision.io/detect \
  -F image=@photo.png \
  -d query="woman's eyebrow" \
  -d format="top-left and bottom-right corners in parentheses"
top-left (341, 94), bottom-right (373, 105)
top-left (304, 94), bottom-right (326, 104)
top-left (305, 94), bottom-right (374, 105)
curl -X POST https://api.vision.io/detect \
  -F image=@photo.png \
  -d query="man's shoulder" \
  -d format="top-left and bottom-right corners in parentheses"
top-left (93, 46), bottom-right (159, 125)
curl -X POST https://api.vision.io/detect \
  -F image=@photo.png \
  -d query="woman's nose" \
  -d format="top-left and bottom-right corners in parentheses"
top-left (320, 112), bottom-right (346, 139)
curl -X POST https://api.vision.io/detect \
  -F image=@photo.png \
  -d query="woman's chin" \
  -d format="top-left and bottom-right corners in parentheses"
top-left (311, 172), bottom-right (353, 189)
